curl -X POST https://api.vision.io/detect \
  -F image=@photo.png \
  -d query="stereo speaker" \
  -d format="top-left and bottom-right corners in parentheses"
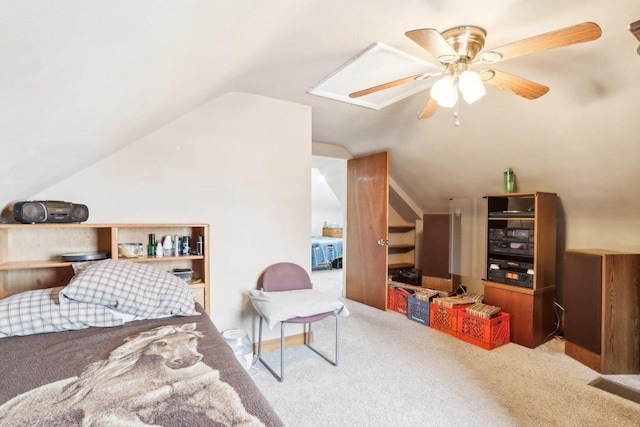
top-left (13, 201), bottom-right (89, 224)
top-left (70, 203), bottom-right (89, 222)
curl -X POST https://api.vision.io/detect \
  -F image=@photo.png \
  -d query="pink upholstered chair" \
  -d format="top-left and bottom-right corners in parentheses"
top-left (256, 262), bottom-right (339, 382)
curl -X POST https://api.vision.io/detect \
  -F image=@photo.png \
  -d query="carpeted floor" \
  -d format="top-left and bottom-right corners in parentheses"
top-left (251, 294), bottom-right (640, 427)
top-left (311, 268), bottom-right (343, 297)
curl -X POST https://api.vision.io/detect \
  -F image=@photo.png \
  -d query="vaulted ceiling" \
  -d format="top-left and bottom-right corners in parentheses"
top-left (2, 1), bottom-right (639, 216)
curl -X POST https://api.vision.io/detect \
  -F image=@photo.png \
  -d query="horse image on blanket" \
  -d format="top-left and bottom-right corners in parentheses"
top-left (0, 323), bottom-right (264, 426)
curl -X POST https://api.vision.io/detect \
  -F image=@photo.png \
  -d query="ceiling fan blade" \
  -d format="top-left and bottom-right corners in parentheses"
top-left (405, 29), bottom-right (459, 62)
top-left (349, 72), bottom-right (440, 98)
top-left (418, 97), bottom-right (439, 119)
top-left (480, 70), bottom-right (550, 100)
top-left (629, 19), bottom-right (640, 42)
top-left (479, 22), bottom-right (602, 63)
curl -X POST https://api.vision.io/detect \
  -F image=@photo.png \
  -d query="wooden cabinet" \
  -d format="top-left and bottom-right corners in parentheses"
top-left (387, 224), bottom-right (415, 274)
top-left (563, 249), bottom-right (640, 374)
top-left (322, 227), bottom-right (343, 238)
top-left (0, 223), bottom-right (210, 314)
top-left (484, 285), bottom-right (555, 348)
top-left (483, 192), bottom-right (557, 348)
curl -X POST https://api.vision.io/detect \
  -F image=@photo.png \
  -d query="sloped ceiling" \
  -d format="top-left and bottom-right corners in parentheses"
top-left (2, 1), bottom-right (639, 218)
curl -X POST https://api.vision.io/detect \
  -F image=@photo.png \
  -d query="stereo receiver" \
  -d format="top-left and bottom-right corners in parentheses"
top-left (488, 258), bottom-right (534, 289)
top-left (488, 228), bottom-right (534, 256)
top-left (488, 240), bottom-right (534, 256)
top-left (489, 228), bottom-right (534, 242)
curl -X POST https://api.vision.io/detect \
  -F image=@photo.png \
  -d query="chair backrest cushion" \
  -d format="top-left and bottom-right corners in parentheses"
top-left (263, 262), bottom-right (312, 292)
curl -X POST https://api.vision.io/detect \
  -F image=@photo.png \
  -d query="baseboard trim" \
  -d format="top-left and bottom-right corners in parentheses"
top-left (253, 332), bottom-right (313, 353)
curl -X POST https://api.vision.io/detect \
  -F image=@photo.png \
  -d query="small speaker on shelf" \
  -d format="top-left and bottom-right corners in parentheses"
top-left (70, 203), bottom-right (89, 222)
top-left (15, 202), bottom-right (47, 223)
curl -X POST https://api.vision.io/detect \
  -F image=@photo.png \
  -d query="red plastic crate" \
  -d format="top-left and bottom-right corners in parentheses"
top-left (387, 286), bottom-right (396, 310)
top-left (387, 287), bottom-right (411, 315)
top-left (429, 303), bottom-right (470, 337)
top-left (457, 311), bottom-right (511, 350)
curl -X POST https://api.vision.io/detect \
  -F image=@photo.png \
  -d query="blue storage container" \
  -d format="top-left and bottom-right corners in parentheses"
top-left (407, 294), bottom-right (431, 326)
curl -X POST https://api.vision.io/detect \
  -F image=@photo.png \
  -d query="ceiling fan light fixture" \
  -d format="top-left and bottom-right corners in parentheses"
top-left (345, 22), bottom-right (601, 122)
top-left (430, 76), bottom-right (457, 107)
top-left (437, 54), bottom-right (460, 64)
top-left (458, 70), bottom-right (486, 104)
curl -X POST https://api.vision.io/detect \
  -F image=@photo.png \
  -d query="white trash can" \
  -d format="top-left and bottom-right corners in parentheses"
top-left (222, 329), bottom-right (255, 372)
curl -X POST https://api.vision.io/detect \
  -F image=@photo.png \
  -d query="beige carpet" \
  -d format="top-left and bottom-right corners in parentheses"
top-left (251, 296), bottom-right (640, 427)
top-left (311, 268), bottom-right (344, 297)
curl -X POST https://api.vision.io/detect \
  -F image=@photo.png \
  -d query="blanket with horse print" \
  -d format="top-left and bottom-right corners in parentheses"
top-left (0, 308), bottom-right (283, 427)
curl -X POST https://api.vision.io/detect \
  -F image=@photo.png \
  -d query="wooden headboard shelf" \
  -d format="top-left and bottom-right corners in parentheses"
top-left (0, 223), bottom-right (210, 314)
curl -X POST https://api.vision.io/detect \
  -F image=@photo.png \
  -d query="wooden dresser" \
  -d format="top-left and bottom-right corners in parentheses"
top-left (322, 227), bottom-right (343, 238)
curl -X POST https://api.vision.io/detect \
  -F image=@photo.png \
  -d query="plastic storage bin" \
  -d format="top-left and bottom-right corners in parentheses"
top-left (458, 311), bottom-right (511, 350)
top-left (387, 286), bottom-right (412, 315)
top-left (429, 303), bottom-right (470, 337)
top-left (407, 294), bottom-right (431, 326)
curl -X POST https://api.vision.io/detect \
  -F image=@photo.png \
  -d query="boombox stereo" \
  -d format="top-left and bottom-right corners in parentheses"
top-left (13, 201), bottom-right (89, 224)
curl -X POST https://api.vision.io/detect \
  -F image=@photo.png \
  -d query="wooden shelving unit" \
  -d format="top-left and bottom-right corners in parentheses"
top-left (0, 223), bottom-right (210, 314)
top-left (387, 224), bottom-right (415, 274)
top-left (483, 192), bottom-right (557, 348)
top-left (387, 244), bottom-right (415, 252)
top-left (388, 225), bottom-right (415, 233)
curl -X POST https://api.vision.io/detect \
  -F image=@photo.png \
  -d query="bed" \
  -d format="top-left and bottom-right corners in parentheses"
top-left (0, 259), bottom-right (283, 427)
top-left (311, 236), bottom-right (343, 270)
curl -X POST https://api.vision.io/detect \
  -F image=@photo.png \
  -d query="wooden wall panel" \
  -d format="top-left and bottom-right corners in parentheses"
top-left (422, 214), bottom-right (450, 279)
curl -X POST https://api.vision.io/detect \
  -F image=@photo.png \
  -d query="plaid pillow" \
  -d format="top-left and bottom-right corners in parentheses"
top-left (61, 260), bottom-right (197, 318)
top-left (0, 287), bottom-right (133, 338)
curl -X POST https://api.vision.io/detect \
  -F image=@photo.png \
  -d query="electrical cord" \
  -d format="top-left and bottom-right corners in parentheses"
top-left (544, 300), bottom-right (565, 342)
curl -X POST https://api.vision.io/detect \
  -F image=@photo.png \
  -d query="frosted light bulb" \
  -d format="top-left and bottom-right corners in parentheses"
top-left (458, 71), bottom-right (486, 104)
top-left (430, 76), bottom-right (456, 108)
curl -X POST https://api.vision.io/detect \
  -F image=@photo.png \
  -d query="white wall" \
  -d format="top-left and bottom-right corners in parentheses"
top-left (311, 155), bottom-right (348, 237)
top-left (311, 168), bottom-right (343, 236)
top-left (33, 92), bottom-right (311, 341)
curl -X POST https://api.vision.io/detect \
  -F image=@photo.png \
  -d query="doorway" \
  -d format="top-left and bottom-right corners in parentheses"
top-left (311, 156), bottom-right (347, 298)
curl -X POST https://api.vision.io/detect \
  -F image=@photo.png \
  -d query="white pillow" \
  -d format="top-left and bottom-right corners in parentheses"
top-left (61, 259), bottom-right (198, 319)
top-left (248, 289), bottom-right (349, 329)
top-left (0, 287), bottom-right (135, 338)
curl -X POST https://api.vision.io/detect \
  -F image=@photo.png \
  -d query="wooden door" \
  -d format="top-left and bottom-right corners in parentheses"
top-left (346, 151), bottom-right (389, 310)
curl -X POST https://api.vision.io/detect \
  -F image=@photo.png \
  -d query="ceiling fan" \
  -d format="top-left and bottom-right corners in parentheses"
top-left (349, 22), bottom-right (602, 125)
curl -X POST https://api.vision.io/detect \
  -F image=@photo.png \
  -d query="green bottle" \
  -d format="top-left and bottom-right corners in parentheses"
top-left (504, 168), bottom-right (515, 193)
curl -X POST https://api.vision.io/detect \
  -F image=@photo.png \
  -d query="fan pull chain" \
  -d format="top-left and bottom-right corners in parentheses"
top-left (453, 89), bottom-right (460, 127)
